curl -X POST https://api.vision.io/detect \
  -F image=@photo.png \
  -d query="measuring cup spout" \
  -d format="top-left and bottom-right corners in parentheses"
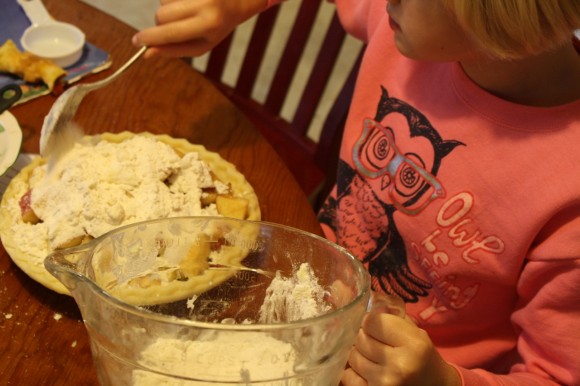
top-left (44, 242), bottom-right (94, 292)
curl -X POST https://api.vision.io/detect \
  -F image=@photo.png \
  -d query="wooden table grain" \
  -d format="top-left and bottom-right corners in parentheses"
top-left (0, 1), bottom-right (321, 384)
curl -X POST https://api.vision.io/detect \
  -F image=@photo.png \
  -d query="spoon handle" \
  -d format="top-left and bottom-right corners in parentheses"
top-left (85, 46), bottom-right (148, 91)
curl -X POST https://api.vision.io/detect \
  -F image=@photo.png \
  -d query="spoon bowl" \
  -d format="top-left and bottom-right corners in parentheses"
top-left (39, 46), bottom-right (147, 159)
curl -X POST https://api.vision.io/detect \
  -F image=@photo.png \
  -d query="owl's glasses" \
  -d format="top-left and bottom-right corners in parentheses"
top-left (353, 118), bottom-right (445, 215)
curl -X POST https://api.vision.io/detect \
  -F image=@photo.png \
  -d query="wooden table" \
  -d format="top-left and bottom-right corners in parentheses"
top-left (0, 0), bottom-right (321, 384)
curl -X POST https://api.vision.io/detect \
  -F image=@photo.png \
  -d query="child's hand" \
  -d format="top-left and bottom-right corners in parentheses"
top-left (341, 311), bottom-right (461, 386)
top-left (132, 0), bottom-right (268, 58)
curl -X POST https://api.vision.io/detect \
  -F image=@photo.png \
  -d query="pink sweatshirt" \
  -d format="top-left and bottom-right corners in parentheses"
top-left (268, 1), bottom-right (580, 384)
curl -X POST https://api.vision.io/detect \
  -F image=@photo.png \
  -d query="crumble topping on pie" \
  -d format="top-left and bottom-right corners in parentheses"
top-left (0, 132), bottom-right (260, 296)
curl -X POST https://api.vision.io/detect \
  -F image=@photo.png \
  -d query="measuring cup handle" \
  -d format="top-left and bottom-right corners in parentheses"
top-left (18, 0), bottom-right (53, 26)
top-left (367, 291), bottom-right (406, 318)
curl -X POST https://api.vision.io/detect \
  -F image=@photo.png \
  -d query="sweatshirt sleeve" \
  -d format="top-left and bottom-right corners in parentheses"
top-left (454, 206), bottom-right (580, 385)
top-left (334, 0), bottom-right (382, 42)
top-left (266, 0), bottom-right (284, 7)
top-left (268, 0), bottom-right (377, 43)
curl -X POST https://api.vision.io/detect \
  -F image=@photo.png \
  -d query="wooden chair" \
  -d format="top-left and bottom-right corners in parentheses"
top-left (192, 0), bottom-right (364, 209)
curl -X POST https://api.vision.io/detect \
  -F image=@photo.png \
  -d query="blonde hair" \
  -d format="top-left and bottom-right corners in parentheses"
top-left (442, 0), bottom-right (580, 59)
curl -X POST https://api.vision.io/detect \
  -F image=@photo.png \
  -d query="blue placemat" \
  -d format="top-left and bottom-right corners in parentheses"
top-left (0, 0), bottom-right (112, 103)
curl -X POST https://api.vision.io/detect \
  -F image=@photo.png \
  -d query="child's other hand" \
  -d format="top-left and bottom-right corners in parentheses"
top-left (132, 0), bottom-right (268, 58)
top-left (341, 312), bottom-right (461, 386)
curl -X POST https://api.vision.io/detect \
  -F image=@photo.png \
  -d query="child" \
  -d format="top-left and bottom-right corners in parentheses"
top-left (133, 0), bottom-right (580, 384)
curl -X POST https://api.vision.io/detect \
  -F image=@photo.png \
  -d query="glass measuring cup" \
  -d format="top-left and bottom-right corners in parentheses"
top-left (44, 217), bottom-right (371, 385)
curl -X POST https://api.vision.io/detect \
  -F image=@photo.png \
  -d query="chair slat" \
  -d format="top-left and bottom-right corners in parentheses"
top-left (264, 0), bottom-right (323, 115)
top-left (235, 6), bottom-right (281, 97)
top-left (205, 33), bottom-right (234, 82)
top-left (291, 12), bottom-right (346, 137)
top-left (315, 48), bottom-right (363, 167)
top-left (312, 47), bottom-right (363, 209)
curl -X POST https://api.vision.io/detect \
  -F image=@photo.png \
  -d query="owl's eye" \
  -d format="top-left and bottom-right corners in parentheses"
top-left (358, 126), bottom-right (396, 174)
top-left (393, 154), bottom-right (426, 197)
top-left (388, 154), bottom-right (445, 216)
top-left (374, 136), bottom-right (390, 160)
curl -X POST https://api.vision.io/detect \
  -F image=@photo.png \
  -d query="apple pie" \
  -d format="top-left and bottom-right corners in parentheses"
top-left (0, 132), bottom-right (260, 298)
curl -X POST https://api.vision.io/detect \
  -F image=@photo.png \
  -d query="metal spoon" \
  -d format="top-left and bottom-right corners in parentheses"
top-left (39, 46), bottom-right (147, 158)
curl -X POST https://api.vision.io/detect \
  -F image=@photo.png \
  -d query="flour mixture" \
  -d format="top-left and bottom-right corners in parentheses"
top-left (132, 263), bottom-right (333, 385)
